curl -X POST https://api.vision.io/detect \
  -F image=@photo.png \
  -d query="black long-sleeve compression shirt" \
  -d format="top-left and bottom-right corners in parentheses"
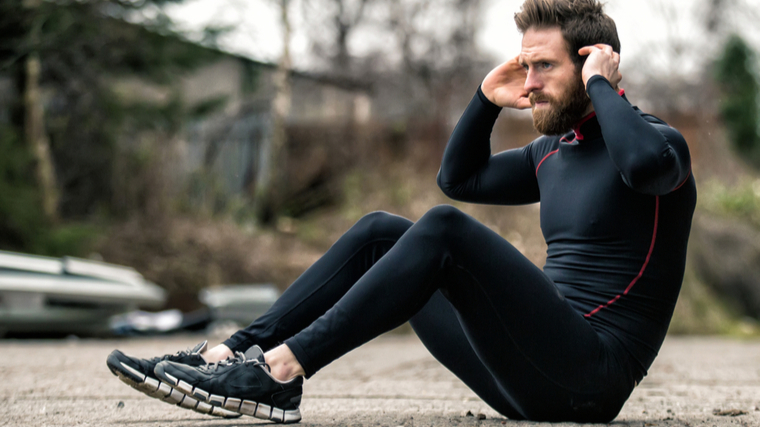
top-left (437, 75), bottom-right (696, 380)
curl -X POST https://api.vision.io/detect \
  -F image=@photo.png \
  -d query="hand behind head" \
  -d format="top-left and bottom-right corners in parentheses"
top-left (481, 56), bottom-right (531, 109)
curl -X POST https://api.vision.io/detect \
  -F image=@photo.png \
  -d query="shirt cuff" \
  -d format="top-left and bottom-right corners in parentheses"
top-left (477, 85), bottom-right (503, 112)
top-left (586, 75), bottom-right (613, 93)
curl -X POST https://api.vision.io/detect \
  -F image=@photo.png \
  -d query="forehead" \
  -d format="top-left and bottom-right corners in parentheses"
top-left (519, 27), bottom-right (570, 63)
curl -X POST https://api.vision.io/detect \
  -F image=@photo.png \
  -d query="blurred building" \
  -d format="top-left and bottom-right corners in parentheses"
top-left (0, 14), bottom-right (374, 218)
top-left (106, 31), bottom-right (373, 214)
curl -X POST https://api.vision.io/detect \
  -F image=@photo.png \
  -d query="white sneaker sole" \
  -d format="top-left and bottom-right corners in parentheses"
top-left (107, 353), bottom-right (241, 418)
top-left (159, 370), bottom-right (301, 423)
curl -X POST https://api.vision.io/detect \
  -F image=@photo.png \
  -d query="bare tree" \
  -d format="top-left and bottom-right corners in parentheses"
top-left (299, 0), bottom-right (375, 77)
top-left (22, 0), bottom-right (59, 222)
top-left (254, 0), bottom-right (293, 224)
top-left (622, 0), bottom-right (760, 114)
top-left (385, 0), bottom-right (485, 141)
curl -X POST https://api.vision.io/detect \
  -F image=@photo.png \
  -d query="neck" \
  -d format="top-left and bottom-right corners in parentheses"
top-left (582, 102), bottom-right (594, 117)
top-left (581, 86), bottom-right (625, 118)
top-left (572, 87), bottom-right (626, 140)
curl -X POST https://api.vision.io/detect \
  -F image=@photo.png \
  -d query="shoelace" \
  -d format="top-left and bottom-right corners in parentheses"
top-left (148, 345), bottom-right (197, 364)
top-left (201, 351), bottom-right (270, 373)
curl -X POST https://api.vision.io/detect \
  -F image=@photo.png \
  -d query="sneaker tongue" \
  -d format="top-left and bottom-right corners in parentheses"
top-left (244, 345), bottom-right (263, 361)
top-left (242, 346), bottom-right (268, 371)
top-left (191, 340), bottom-right (208, 354)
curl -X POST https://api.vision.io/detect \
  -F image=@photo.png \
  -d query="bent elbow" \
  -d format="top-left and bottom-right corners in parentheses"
top-left (436, 170), bottom-right (457, 198)
top-left (622, 148), bottom-right (689, 195)
top-left (436, 170), bottom-right (471, 201)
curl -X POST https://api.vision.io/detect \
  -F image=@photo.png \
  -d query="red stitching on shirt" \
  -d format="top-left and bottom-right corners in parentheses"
top-left (535, 149), bottom-right (559, 176)
top-left (672, 169), bottom-right (691, 192)
top-left (573, 112), bottom-right (597, 140)
top-left (584, 196), bottom-right (660, 318)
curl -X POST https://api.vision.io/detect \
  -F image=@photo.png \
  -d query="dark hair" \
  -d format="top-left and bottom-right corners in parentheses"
top-left (514, 0), bottom-right (620, 68)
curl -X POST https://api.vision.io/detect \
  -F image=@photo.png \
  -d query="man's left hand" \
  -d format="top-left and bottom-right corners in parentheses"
top-left (578, 44), bottom-right (622, 90)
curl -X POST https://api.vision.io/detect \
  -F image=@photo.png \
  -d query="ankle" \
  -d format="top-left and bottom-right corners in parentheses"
top-left (269, 363), bottom-right (299, 382)
top-left (264, 345), bottom-right (305, 382)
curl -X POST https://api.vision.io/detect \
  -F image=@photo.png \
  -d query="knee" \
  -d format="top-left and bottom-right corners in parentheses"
top-left (417, 205), bottom-right (467, 234)
top-left (352, 211), bottom-right (413, 242)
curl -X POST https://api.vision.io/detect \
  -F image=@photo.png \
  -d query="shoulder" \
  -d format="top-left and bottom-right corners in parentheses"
top-left (635, 106), bottom-right (670, 128)
top-left (526, 134), bottom-right (562, 160)
top-left (635, 107), bottom-right (689, 146)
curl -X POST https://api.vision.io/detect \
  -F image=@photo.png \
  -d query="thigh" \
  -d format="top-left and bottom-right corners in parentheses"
top-left (426, 207), bottom-right (630, 421)
top-left (410, 291), bottom-right (524, 420)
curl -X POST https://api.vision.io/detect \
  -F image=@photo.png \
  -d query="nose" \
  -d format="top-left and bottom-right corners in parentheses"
top-left (524, 69), bottom-right (542, 94)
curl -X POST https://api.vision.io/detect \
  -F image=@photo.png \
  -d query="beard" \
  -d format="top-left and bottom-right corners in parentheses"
top-left (530, 73), bottom-right (591, 136)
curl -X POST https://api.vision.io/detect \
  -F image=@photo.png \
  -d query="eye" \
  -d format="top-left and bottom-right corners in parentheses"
top-left (541, 62), bottom-right (552, 69)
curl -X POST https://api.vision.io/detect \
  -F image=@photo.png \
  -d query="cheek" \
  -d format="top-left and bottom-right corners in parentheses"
top-left (553, 74), bottom-right (580, 99)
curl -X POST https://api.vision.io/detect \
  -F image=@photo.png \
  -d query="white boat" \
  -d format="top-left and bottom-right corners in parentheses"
top-left (0, 250), bottom-right (165, 336)
top-left (200, 284), bottom-right (279, 326)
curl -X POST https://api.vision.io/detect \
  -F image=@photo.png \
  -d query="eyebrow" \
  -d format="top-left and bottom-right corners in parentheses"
top-left (520, 57), bottom-right (553, 66)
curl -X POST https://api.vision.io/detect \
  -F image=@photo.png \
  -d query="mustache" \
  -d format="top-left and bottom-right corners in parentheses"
top-left (529, 92), bottom-right (553, 105)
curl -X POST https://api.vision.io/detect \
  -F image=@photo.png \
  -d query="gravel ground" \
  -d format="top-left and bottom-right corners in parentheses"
top-left (0, 334), bottom-right (758, 427)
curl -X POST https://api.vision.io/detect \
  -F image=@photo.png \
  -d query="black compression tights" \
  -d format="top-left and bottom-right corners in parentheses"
top-left (223, 206), bottom-right (635, 422)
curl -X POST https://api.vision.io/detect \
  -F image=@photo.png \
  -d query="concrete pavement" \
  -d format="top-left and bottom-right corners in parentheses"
top-left (0, 334), bottom-right (758, 426)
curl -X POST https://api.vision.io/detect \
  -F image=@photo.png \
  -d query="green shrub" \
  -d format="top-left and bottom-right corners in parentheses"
top-left (0, 125), bottom-right (98, 257)
top-left (700, 179), bottom-right (760, 228)
top-left (715, 35), bottom-right (760, 169)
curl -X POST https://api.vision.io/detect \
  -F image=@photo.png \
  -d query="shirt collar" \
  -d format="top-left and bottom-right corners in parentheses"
top-left (572, 88), bottom-right (628, 141)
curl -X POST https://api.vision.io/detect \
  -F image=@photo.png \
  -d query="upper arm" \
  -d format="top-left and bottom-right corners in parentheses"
top-left (587, 76), bottom-right (692, 196)
top-left (617, 120), bottom-right (692, 196)
top-left (437, 143), bottom-right (541, 205)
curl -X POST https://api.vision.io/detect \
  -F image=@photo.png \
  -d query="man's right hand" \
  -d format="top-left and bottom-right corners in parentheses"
top-left (481, 56), bottom-right (531, 110)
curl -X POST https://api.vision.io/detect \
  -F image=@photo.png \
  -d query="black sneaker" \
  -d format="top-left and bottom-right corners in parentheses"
top-left (153, 346), bottom-right (303, 423)
top-left (106, 341), bottom-right (250, 418)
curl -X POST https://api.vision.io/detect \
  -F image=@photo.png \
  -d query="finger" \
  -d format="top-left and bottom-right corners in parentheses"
top-left (505, 56), bottom-right (524, 72)
top-left (610, 54), bottom-right (619, 68)
top-left (516, 97), bottom-right (532, 110)
top-left (593, 43), bottom-right (612, 52)
top-left (578, 46), bottom-right (599, 56)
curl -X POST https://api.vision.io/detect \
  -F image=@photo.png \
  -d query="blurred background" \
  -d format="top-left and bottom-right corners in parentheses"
top-left (1, 0), bottom-right (759, 337)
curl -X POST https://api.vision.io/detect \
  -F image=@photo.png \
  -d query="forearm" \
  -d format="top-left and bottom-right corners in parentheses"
top-left (438, 86), bottom-right (501, 193)
top-left (437, 87), bottom-right (540, 205)
top-left (587, 76), bottom-right (691, 195)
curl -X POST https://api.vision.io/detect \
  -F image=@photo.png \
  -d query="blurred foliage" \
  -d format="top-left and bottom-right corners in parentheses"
top-left (0, 125), bottom-right (47, 251)
top-left (0, 0), bottom-right (232, 255)
top-left (0, 125), bottom-right (99, 256)
top-left (699, 178), bottom-right (760, 228)
top-left (715, 34), bottom-right (760, 169)
top-left (670, 266), bottom-right (759, 336)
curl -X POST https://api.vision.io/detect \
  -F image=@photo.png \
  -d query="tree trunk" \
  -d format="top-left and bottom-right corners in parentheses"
top-left (24, 44), bottom-right (59, 222)
top-left (255, 0), bottom-right (292, 224)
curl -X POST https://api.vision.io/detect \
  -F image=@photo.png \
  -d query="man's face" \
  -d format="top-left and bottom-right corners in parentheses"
top-left (519, 27), bottom-right (592, 135)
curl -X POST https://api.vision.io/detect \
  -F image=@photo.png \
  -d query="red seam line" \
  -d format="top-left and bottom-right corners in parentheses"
top-left (573, 112), bottom-right (597, 140)
top-left (672, 168), bottom-right (691, 192)
top-left (535, 149), bottom-right (559, 176)
top-left (584, 196), bottom-right (660, 318)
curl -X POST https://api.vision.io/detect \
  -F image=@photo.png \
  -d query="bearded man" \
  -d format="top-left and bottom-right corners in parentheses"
top-left (107, 0), bottom-right (695, 423)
